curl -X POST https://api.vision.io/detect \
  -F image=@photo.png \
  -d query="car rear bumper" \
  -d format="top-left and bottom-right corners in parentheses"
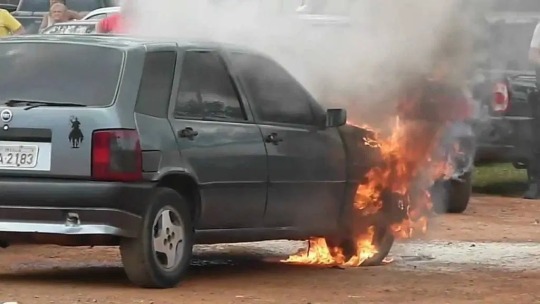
top-left (474, 116), bottom-right (533, 164)
top-left (0, 178), bottom-right (153, 238)
top-left (475, 143), bottom-right (515, 161)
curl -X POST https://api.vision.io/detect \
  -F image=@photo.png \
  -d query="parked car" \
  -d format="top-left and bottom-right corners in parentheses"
top-left (0, 34), bottom-right (396, 288)
top-left (401, 79), bottom-right (476, 214)
top-left (81, 6), bottom-right (119, 20)
top-left (0, 2), bottom-right (17, 13)
top-left (41, 20), bottom-right (97, 34)
top-left (468, 11), bottom-right (540, 194)
top-left (11, 0), bottom-right (117, 34)
top-left (468, 3), bottom-right (539, 169)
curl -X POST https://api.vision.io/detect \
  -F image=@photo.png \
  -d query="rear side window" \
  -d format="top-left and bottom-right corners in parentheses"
top-left (174, 51), bottom-right (246, 121)
top-left (135, 51), bottom-right (177, 118)
top-left (229, 52), bottom-right (315, 126)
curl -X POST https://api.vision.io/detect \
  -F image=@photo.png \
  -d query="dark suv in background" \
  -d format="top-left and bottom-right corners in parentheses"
top-left (10, 0), bottom-right (117, 34)
top-left (469, 0), bottom-right (540, 170)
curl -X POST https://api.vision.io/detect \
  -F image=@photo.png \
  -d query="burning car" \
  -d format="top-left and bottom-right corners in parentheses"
top-left (0, 34), bottom-right (431, 288)
top-left (284, 76), bottom-right (476, 267)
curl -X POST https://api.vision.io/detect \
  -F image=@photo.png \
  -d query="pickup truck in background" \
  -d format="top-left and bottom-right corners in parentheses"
top-left (470, 10), bottom-right (538, 172)
top-left (10, 0), bottom-right (117, 34)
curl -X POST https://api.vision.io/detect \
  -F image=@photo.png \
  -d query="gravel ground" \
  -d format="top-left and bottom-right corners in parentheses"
top-left (1, 194), bottom-right (540, 304)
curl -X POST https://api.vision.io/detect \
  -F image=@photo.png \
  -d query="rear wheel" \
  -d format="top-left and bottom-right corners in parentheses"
top-left (432, 172), bottom-right (472, 214)
top-left (446, 172), bottom-right (472, 213)
top-left (120, 187), bottom-right (194, 289)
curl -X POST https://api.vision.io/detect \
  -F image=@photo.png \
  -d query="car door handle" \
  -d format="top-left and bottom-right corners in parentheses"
top-left (178, 127), bottom-right (199, 140)
top-left (265, 133), bottom-right (283, 145)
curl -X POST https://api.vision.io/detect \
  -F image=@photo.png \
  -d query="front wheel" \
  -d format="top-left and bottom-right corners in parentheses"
top-left (120, 187), bottom-right (194, 289)
top-left (361, 224), bottom-right (395, 266)
top-left (327, 220), bottom-right (395, 267)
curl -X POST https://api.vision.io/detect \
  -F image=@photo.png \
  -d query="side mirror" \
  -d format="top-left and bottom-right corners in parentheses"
top-left (326, 108), bottom-right (347, 128)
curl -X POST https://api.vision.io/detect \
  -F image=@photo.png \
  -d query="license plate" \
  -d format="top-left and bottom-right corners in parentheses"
top-left (0, 145), bottom-right (39, 168)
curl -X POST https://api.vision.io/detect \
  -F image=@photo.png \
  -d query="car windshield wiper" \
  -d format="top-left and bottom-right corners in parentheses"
top-left (4, 99), bottom-right (88, 110)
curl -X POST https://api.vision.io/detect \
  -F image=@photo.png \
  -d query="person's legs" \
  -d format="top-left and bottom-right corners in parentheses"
top-left (523, 69), bottom-right (540, 199)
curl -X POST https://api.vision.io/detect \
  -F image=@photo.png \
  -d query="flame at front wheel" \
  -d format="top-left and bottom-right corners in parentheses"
top-left (282, 226), bottom-right (379, 267)
top-left (283, 116), bottom-right (448, 267)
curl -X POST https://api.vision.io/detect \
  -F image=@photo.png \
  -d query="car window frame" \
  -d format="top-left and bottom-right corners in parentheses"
top-left (171, 48), bottom-right (250, 124)
top-left (226, 51), bottom-right (323, 129)
top-left (86, 13), bottom-right (107, 20)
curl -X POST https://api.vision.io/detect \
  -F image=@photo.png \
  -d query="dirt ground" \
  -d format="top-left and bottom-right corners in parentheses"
top-left (2, 194), bottom-right (540, 304)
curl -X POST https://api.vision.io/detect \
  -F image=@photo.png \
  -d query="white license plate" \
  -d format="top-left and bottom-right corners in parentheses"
top-left (0, 145), bottom-right (39, 168)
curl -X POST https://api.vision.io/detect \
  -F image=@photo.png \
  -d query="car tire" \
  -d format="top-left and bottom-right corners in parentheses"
top-left (120, 187), bottom-right (194, 289)
top-left (446, 172), bottom-right (472, 213)
top-left (432, 172), bottom-right (472, 214)
top-left (360, 223), bottom-right (395, 266)
top-left (327, 214), bottom-right (395, 267)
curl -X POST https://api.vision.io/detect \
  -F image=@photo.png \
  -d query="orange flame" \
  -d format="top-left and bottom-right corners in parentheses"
top-left (284, 226), bottom-right (378, 267)
top-left (283, 111), bottom-right (451, 266)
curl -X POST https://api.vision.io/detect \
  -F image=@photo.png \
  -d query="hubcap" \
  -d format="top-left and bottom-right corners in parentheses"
top-left (152, 207), bottom-right (184, 270)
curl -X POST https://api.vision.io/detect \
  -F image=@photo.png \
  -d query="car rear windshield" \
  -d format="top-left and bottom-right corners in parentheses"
top-left (0, 42), bottom-right (124, 106)
top-left (18, 0), bottom-right (105, 12)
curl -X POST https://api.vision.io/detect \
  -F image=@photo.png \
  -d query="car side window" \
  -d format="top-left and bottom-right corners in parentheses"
top-left (135, 51), bottom-right (177, 118)
top-left (229, 52), bottom-right (315, 126)
top-left (174, 51), bottom-right (246, 121)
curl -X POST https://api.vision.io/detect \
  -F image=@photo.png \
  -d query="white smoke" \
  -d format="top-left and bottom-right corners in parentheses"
top-left (127, 0), bottom-right (475, 128)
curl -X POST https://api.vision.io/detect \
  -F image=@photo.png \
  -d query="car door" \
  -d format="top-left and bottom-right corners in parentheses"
top-left (227, 52), bottom-right (347, 232)
top-left (168, 49), bottom-right (268, 230)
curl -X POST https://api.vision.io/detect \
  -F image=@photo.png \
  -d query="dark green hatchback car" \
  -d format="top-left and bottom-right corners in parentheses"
top-left (0, 34), bottom-right (401, 288)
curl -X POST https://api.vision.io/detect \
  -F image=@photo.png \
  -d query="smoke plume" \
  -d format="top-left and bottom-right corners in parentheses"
top-left (126, 0), bottom-right (476, 130)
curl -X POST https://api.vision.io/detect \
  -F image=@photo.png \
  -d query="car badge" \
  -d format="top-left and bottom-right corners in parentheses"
top-left (1, 109), bottom-right (13, 123)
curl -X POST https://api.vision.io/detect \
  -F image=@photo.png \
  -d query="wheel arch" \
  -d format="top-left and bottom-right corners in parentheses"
top-left (156, 172), bottom-right (201, 224)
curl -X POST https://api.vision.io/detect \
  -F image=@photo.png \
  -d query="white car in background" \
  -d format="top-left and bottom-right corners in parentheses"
top-left (41, 20), bottom-right (98, 34)
top-left (82, 6), bottom-right (120, 20)
top-left (81, 3), bottom-right (347, 25)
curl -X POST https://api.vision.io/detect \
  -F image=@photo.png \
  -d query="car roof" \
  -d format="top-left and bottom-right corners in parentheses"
top-left (297, 14), bottom-right (351, 26)
top-left (87, 6), bottom-right (120, 14)
top-left (483, 10), bottom-right (540, 23)
top-left (49, 20), bottom-right (99, 26)
top-left (0, 34), bottom-right (261, 53)
top-left (83, 6), bottom-right (120, 19)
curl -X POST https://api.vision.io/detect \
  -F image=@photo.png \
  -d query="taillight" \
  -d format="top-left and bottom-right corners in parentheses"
top-left (91, 129), bottom-right (142, 182)
top-left (492, 81), bottom-right (509, 113)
